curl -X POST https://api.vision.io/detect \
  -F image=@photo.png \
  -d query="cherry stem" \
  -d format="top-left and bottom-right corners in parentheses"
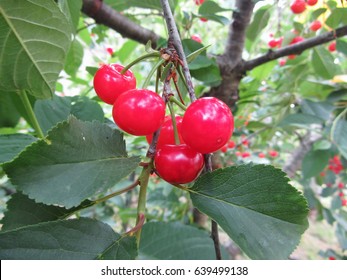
top-left (172, 77), bottom-right (185, 105)
top-left (142, 58), bottom-right (166, 89)
top-left (169, 96), bottom-right (187, 111)
top-left (125, 213), bottom-right (145, 236)
top-left (120, 52), bottom-right (160, 74)
top-left (94, 179), bottom-right (139, 204)
top-left (19, 90), bottom-right (45, 139)
top-left (135, 159), bottom-right (153, 248)
top-left (160, 0), bottom-right (196, 103)
top-left (167, 99), bottom-right (180, 145)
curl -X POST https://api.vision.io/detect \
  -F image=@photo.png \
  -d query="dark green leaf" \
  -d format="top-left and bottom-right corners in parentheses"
top-left (139, 222), bottom-right (219, 260)
top-left (104, 0), bottom-right (176, 11)
top-left (57, 0), bottom-right (82, 32)
top-left (98, 235), bottom-right (138, 260)
top-left (0, 134), bottom-right (36, 164)
top-left (246, 5), bottom-right (271, 41)
top-left (301, 99), bottom-right (334, 121)
top-left (64, 39), bottom-right (84, 76)
top-left (86, 66), bottom-right (99, 76)
top-left (313, 139), bottom-right (331, 150)
top-left (326, 8), bottom-right (347, 29)
top-left (1, 192), bottom-right (95, 230)
top-left (34, 95), bottom-right (71, 135)
top-left (3, 117), bottom-right (140, 208)
top-left (199, 1), bottom-right (231, 14)
top-left (279, 113), bottom-right (322, 128)
top-left (71, 99), bottom-right (104, 122)
top-left (187, 44), bottom-right (211, 64)
top-left (311, 47), bottom-right (338, 79)
top-left (9, 92), bottom-right (36, 128)
top-left (331, 117), bottom-right (347, 160)
top-left (0, 218), bottom-right (137, 260)
top-left (190, 63), bottom-right (221, 86)
top-left (0, 0), bottom-right (72, 98)
top-left (0, 91), bottom-right (20, 128)
top-left (310, 8), bottom-right (327, 20)
top-left (336, 40), bottom-right (347, 56)
top-left (189, 165), bottom-right (309, 259)
top-left (302, 149), bottom-right (330, 178)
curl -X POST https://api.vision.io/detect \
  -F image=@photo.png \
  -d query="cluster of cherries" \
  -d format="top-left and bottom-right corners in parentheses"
top-left (93, 63), bottom-right (234, 185)
top-left (268, 0), bottom-right (336, 66)
top-left (320, 155), bottom-right (346, 206)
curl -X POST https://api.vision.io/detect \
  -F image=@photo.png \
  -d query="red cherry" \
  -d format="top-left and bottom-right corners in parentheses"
top-left (146, 115), bottom-right (184, 148)
top-left (220, 145), bottom-right (228, 153)
top-left (258, 152), bottom-right (266, 158)
top-left (338, 182), bottom-right (344, 189)
top-left (191, 34), bottom-right (202, 43)
top-left (306, 0), bottom-right (318, 6)
top-left (200, 17), bottom-right (208, 22)
top-left (290, 36), bottom-right (305, 45)
top-left (269, 150), bottom-right (278, 157)
top-left (181, 97), bottom-right (234, 154)
top-left (328, 256), bottom-right (336, 260)
top-left (93, 64), bottom-right (136, 105)
top-left (268, 39), bottom-right (279, 48)
top-left (112, 89), bottom-right (165, 136)
top-left (310, 20), bottom-right (322, 31)
top-left (235, 151), bottom-right (242, 157)
top-left (290, 0), bottom-right (306, 14)
top-left (194, 0), bottom-right (204, 5)
top-left (241, 152), bottom-right (251, 158)
top-left (279, 59), bottom-right (287, 66)
top-left (328, 41), bottom-right (336, 52)
top-left (228, 140), bottom-right (236, 149)
top-left (288, 54), bottom-right (297, 60)
top-left (342, 199), bottom-right (347, 206)
top-left (106, 47), bottom-right (114, 56)
top-left (154, 144), bottom-right (204, 184)
top-left (338, 192), bottom-right (344, 198)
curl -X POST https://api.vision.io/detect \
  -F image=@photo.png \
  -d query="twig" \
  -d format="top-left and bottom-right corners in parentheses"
top-left (211, 220), bottom-right (222, 260)
top-left (160, 0), bottom-right (196, 102)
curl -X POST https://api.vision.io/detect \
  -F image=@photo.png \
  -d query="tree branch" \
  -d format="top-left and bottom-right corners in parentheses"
top-left (81, 0), bottom-right (160, 48)
top-left (243, 25), bottom-right (347, 71)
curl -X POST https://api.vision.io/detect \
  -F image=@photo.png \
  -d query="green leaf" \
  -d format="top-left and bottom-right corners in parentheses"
top-left (86, 66), bottom-right (99, 76)
top-left (64, 39), bottom-right (84, 76)
top-left (310, 8), bottom-right (327, 20)
top-left (336, 40), bottom-right (347, 56)
top-left (0, 91), bottom-right (20, 128)
top-left (1, 192), bottom-right (94, 231)
top-left (190, 63), bottom-right (222, 86)
top-left (313, 139), bottom-right (332, 150)
top-left (301, 99), bottom-right (334, 121)
top-left (0, 218), bottom-right (137, 260)
top-left (70, 98), bottom-right (104, 123)
top-left (139, 222), bottom-right (220, 260)
top-left (189, 165), bottom-right (309, 260)
top-left (186, 44), bottom-right (211, 64)
top-left (34, 95), bottom-right (71, 135)
top-left (3, 117), bottom-right (140, 208)
top-left (311, 47), bottom-right (338, 79)
top-left (331, 116), bottom-right (347, 160)
top-left (0, 0), bottom-right (72, 99)
top-left (246, 5), bottom-right (271, 41)
top-left (0, 134), bottom-right (36, 164)
top-left (118, 40), bottom-right (138, 63)
top-left (326, 8), bottom-right (347, 29)
top-left (57, 0), bottom-right (82, 32)
top-left (279, 113), bottom-right (322, 128)
top-left (104, 0), bottom-right (176, 11)
top-left (198, 1), bottom-right (231, 14)
top-left (302, 149), bottom-right (330, 178)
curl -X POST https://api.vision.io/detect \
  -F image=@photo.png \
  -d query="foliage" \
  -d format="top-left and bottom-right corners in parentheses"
top-left (0, 0), bottom-right (346, 260)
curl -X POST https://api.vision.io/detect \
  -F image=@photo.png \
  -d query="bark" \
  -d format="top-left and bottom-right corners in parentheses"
top-left (81, 0), bottom-right (160, 48)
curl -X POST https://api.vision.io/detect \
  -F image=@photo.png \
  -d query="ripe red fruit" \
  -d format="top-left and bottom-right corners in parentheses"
top-left (279, 59), bottom-right (287, 66)
top-left (112, 89), bottom-right (165, 136)
top-left (191, 34), bottom-right (202, 43)
top-left (241, 152), bottom-right (251, 158)
top-left (194, 0), bottom-right (204, 5)
top-left (228, 140), bottom-right (235, 149)
top-left (290, 36), bottom-right (305, 45)
top-left (306, 0), bottom-right (318, 6)
top-left (290, 0), bottom-right (306, 14)
top-left (269, 150), bottom-right (278, 157)
top-left (258, 152), bottom-right (266, 158)
top-left (288, 54), bottom-right (297, 60)
top-left (146, 115), bottom-right (184, 148)
top-left (328, 256), bottom-right (336, 260)
top-left (181, 97), bottom-right (234, 154)
top-left (220, 145), bottom-right (228, 153)
top-left (106, 47), bottom-right (114, 56)
top-left (93, 64), bottom-right (136, 105)
top-left (310, 20), bottom-right (322, 31)
top-left (328, 41), bottom-right (336, 52)
top-left (200, 17), bottom-right (208, 22)
top-left (235, 151), bottom-right (242, 157)
top-left (342, 199), bottom-right (347, 206)
top-left (268, 39), bottom-right (279, 48)
top-left (154, 144), bottom-right (204, 184)
top-left (338, 182), bottom-right (344, 189)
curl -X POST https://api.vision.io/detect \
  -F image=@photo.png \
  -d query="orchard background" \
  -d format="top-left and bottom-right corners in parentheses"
top-left (0, 0), bottom-right (347, 260)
